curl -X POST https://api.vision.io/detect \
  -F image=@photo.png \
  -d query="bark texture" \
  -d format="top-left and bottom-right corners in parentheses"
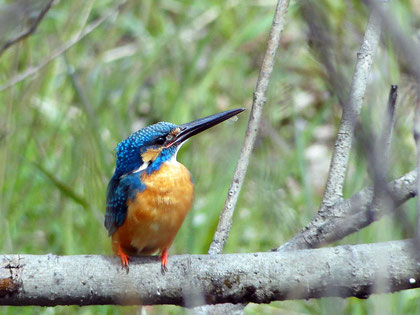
top-left (1, 240), bottom-right (419, 306)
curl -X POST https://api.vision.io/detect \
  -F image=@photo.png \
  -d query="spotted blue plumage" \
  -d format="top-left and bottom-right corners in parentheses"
top-left (105, 122), bottom-right (179, 236)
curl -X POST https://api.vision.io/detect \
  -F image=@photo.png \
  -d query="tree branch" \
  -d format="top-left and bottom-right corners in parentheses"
top-left (204, 1), bottom-right (291, 312)
top-left (278, 169), bottom-right (417, 251)
top-left (277, 3), bottom-right (386, 253)
top-left (364, 0), bottom-right (420, 82)
top-left (204, 1), bottom-right (290, 312)
top-left (357, 85), bottom-right (398, 226)
top-left (208, 0), bottom-right (290, 255)
top-left (1, 240), bottom-right (419, 306)
top-left (320, 7), bottom-right (382, 209)
top-left (299, 1), bottom-right (349, 107)
top-left (382, 85), bottom-right (398, 155)
top-left (415, 85), bottom-right (420, 241)
top-left (0, 0), bottom-right (127, 92)
top-left (0, 0), bottom-right (54, 57)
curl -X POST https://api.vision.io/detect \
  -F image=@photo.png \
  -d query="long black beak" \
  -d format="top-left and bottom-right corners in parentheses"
top-left (169, 108), bottom-right (245, 147)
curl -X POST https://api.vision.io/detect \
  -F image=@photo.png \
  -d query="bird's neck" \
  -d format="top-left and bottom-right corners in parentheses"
top-left (147, 151), bottom-right (177, 175)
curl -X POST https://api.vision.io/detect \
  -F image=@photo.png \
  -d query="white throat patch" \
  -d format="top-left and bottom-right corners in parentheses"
top-left (132, 141), bottom-right (185, 174)
top-left (132, 161), bottom-right (150, 174)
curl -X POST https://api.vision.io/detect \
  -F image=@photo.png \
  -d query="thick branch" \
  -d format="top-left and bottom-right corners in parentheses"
top-left (208, 0), bottom-right (290, 255)
top-left (278, 170), bottom-right (417, 251)
top-left (1, 240), bottom-right (420, 306)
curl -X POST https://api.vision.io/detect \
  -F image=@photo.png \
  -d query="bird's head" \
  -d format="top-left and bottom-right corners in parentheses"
top-left (113, 108), bottom-right (245, 178)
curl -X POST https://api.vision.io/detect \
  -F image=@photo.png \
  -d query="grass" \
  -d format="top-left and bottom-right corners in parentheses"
top-left (0, 0), bottom-right (419, 314)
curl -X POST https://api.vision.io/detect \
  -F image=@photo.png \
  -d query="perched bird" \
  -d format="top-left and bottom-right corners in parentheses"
top-left (105, 108), bottom-right (245, 271)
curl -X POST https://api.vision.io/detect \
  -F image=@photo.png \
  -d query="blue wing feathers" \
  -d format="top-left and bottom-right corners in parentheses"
top-left (105, 172), bottom-right (146, 236)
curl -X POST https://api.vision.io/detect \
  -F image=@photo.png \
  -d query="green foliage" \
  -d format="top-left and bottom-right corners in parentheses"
top-left (0, 0), bottom-right (419, 313)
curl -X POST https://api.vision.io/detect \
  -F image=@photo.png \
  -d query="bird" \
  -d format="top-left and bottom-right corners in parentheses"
top-left (105, 108), bottom-right (245, 271)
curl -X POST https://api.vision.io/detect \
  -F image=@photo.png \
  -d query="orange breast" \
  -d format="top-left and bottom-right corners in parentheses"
top-left (112, 160), bottom-right (194, 255)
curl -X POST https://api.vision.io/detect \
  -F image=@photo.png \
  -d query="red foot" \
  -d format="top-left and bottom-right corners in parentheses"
top-left (160, 248), bottom-right (168, 274)
top-left (118, 244), bottom-right (130, 268)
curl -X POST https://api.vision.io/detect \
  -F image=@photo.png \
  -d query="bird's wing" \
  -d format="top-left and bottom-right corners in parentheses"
top-left (104, 172), bottom-right (145, 236)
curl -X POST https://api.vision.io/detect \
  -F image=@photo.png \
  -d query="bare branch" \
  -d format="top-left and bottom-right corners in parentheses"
top-left (0, 0), bottom-right (54, 57)
top-left (383, 85), bottom-right (398, 153)
top-left (1, 240), bottom-right (419, 306)
top-left (204, 1), bottom-right (291, 312)
top-left (299, 1), bottom-right (349, 107)
top-left (278, 169), bottom-right (417, 251)
top-left (0, 0), bottom-right (127, 92)
top-left (365, 0), bottom-right (420, 243)
top-left (208, 0), bottom-right (290, 255)
top-left (320, 7), bottom-right (382, 209)
top-left (277, 3), bottom-right (386, 253)
top-left (360, 85), bottom-right (398, 224)
top-left (415, 85), bottom-right (420, 241)
top-left (364, 0), bottom-right (420, 82)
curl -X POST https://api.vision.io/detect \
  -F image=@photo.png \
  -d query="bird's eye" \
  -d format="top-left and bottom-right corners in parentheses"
top-left (155, 136), bottom-right (166, 145)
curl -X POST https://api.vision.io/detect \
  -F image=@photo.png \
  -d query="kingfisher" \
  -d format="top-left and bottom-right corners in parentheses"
top-left (105, 108), bottom-right (245, 271)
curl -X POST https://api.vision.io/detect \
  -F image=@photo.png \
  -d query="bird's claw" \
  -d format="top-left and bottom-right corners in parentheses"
top-left (160, 248), bottom-right (168, 275)
top-left (118, 244), bottom-right (130, 273)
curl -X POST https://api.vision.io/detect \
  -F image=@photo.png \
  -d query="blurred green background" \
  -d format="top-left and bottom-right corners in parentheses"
top-left (0, 0), bottom-right (419, 314)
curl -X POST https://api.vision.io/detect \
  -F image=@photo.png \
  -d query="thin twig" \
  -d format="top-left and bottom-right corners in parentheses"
top-left (0, 0), bottom-right (54, 57)
top-left (299, 1), bottom-right (348, 107)
top-left (202, 2), bottom-right (291, 313)
top-left (0, 0), bottom-right (127, 92)
top-left (366, 85), bottom-right (398, 223)
top-left (320, 7), bottom-right (382, 210)
top-left (365, 0), bottom-right (420, 82)
top-left (208, 0), bottom-right (291, 255)
top-left (415, 85), bottom-right (420, 241)
top-left (1, 240), bottom-right (420, 306)
top-left (204, 2), bottom-right (290, 312)
top-left (349, 106), bottom-right (417, 240)
top-left (383, 85), bottom-right (398, 152)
